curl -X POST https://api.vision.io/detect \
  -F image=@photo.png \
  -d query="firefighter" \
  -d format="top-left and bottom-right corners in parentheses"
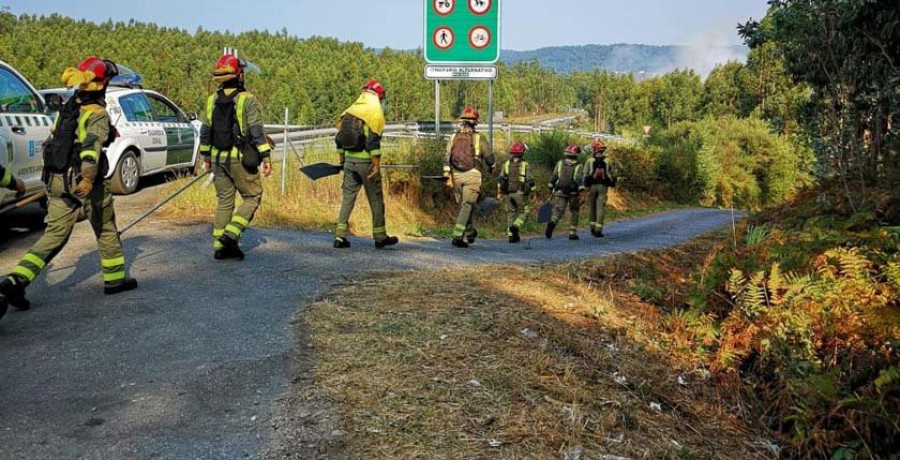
top-left (332, 80), bottom-right (399, 249)
top-left (443, 107), bottom-right (495, 248)
top-left (0, 57), bottom-right (137, 313)
top-left (546, 144), bottom-right (585, 240)
top-left (200, 54), bottom-right (273, 261)
top-left (498, 141), bottom-right (534, 243)
top-left (583, 139), bottom-right (617, 237)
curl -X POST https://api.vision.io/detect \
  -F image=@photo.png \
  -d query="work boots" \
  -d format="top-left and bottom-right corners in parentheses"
top-left (104, 278), bottom-right (138, 295)
top-left (375, 236), bottom-right (399, 249)
top-left (591, 227), bottom-right (605, 238)
top-left (466, 229), bottom-right (478, 245)
top-left (451, 238), bottom-right (469, 249)
top-left (0, 276), bottom-right (30, 311)
top-left (508, 225), bottom-right (521, 244)
top-left (215, 235), bottom-right (245, 261)
top-left (545, 221), bottom-right (557, 239)
top-left (569, 233), bottom-right (580, 241)
top-left (333, 237), bottom-right (351, 249)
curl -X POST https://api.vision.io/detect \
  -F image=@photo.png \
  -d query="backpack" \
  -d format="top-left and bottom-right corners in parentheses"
top-left (211, 90), bottom-right (241, 152)
top-left (555, 161), bottom-right (579, 194)
top-left (43, 96), bottom-right (82, 174)
top-left (504, 160), bottom-right (526, 194)
top-left (449, 132), bottom-right (477, 172)
top-left (587, 157), bottom-right (606, 186)
top-left (336, 114), bottom-right (366, 152)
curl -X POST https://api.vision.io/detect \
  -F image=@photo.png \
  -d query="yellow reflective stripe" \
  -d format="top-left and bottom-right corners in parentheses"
top-left (336, 223), bottom-right (348, 230)
top-left (257, 142), bottom-right (271, 153)
top-left (236, 93), bottom-right (247, 135)
top-left (206, 94), bottom-right (216, 123)
top-left (474, 134), bottom-right (481, 157)
top-left (213, 228), bottom-right (225, 237)
top-left (503, 161), bottom-right (509, 175)
top-left (0, 167), bottom-right (11, 187)
top-left (225, 224), bottom-right (243, 236)
top-left (101, 256), bottom-right (126, 268)
top-left (232, 215), bottom-right (250, 227)
top-left (12, 265), bottom-right (37, 282)
top-left (199, 145), bottom-right (211, 153)
top-left (80, 150), bottom-right (100, 162)
top-left (103, 271), bottom-right (126, 282)
top-left (77, 110), bottom-right (92, 142)
top-left (372, 226), bottom-right (386, 233)
top-left (22, 253), bottom-right (46, 270)
top-left (446, 133), bottom-right (456, 154)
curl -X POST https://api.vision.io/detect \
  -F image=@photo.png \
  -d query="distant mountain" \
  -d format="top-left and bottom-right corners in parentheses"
top-left (501, 44), bottom-right (749, 76)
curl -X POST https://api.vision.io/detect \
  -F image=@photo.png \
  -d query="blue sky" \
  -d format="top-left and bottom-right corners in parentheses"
top-left (4, 0), bottom-right (768, 49)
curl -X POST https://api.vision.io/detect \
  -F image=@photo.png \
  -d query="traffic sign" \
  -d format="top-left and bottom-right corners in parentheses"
top-left (424, 0), bottom-right (500, 64)
top-left (425, 65), bottom-right (498, 80)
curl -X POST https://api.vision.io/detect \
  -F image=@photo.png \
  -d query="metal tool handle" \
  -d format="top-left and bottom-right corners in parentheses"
top-left (117, 171), bottom-right (210, 236)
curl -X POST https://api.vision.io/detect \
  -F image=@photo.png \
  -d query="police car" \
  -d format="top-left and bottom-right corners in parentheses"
top-left (0, 59), bottom-right (53, 213)
top-left (40, 69), bottom-right (201, 195)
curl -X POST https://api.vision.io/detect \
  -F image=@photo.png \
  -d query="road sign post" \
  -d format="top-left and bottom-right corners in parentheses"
top-left (424, 0), bottom-right (501, 150)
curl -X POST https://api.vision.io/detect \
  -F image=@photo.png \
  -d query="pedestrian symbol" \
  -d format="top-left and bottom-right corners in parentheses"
top-left (468, 0), bottom-right (491, 15)
top-left (433, 0), bottom-right (454, 16)
top-left (433, 27), bottom-right (454, 50)
top-left (469, 26), bottom-right (491, 49)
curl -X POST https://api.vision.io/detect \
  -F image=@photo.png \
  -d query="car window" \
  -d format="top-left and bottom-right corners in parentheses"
top-left (147, 94), bottom-right (182, 123)
top-left (0, 67), bottom-right (42, 114)
top-left (118, 93), bottom-right (153, 122)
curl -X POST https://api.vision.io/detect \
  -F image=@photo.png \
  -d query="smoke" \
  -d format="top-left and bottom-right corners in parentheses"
top-left (673, 20), bottom-right (750, 78)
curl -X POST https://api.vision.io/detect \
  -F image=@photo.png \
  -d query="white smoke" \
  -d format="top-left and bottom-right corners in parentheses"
top-left (673, 20), bottom-right (750, 79)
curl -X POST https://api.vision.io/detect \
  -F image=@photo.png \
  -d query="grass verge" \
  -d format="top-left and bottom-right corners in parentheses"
top-left (301, 259), bottom-right (774, 459)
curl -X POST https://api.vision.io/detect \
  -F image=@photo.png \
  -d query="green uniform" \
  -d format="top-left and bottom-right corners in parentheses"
top-left (200, 88), bottom-right (272, 250)
top-left (583, 155), bottom-right (615, 234)
top-left (498, 157), bottom-right (534, 236)
top-left (335, 123), bottom-right (389, 242)
top-left (548, 158), bottom-right (584, 237)
top-left (444, 128), bottom-right (494, 240)
top-left (6, 101), bottom-right (128, 288)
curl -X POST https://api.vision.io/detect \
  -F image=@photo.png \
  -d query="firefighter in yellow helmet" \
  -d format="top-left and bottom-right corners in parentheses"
top-left (199, 54), bottom-right (273, 261)
top-left (0, 57), bottom-right (137, 314)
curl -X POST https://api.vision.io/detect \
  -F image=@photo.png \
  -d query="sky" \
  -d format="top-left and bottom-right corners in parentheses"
top-left (3, 0), bottom-right (768, 50)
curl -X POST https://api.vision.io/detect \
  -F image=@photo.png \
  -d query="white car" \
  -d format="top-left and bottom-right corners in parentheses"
top-left (0, 60), bottom-right (53, 213)
top-left (41, 86), bottom-right (201, 195)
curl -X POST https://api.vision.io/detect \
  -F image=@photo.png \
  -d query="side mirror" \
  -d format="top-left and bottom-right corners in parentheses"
top-left (44, 94), bottom-right (63, 113)
top-left (187, 113), bottom-right (198, 122)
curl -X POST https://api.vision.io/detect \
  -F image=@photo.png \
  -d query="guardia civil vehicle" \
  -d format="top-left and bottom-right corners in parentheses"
top-left (41, 69), bottom-right (201, 195)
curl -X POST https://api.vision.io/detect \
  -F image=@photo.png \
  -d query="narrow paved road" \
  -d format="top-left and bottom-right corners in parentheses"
top-left (0, 208), bottom-right (739, 459)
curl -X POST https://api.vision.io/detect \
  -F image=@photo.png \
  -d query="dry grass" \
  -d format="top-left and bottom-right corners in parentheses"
top-left (302, 262), bottom-right (775, 459)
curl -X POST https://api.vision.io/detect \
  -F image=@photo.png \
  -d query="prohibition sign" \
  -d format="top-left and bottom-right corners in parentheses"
top-left (433, 27), bottom-right (454, 50)
top-left (469, 26), bottom-right (491, 49)
top-left (468, 0), bottom-right (492, 15)
top-left (433, 0), bottom-right (454, 16)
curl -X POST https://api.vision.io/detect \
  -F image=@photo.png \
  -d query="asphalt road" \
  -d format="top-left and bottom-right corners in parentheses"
top-left (0, 197), bottom-right (740, 459)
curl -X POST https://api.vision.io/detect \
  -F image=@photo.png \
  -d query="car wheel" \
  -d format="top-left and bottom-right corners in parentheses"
top-left (109, 150), bottom-right (141, 195)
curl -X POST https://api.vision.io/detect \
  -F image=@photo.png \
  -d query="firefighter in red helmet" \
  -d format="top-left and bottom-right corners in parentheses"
top-left (497, 141), bottom-right (535, 243)
top-left (444, 107), bottom-right (494, 248)
top-left (199, 53), bottom-right (273, 261)
top-left (1, 57), bottom-right (138, 315)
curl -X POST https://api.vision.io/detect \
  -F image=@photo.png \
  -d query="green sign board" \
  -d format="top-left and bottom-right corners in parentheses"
top-left (424, 0), bottom-right (500, 64)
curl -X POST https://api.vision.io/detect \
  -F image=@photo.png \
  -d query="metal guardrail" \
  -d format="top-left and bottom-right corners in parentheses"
top-left (264, 118), bottom-right (635, 149)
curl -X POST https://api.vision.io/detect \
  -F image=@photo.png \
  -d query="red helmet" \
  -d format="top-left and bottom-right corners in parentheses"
top-left (214, 54), bottom-right (244, 80)
top-left (591, 139), bottom-right (608, 153)
top-left (362, 79), bottom-right (386, 100)
top-left (460, 107), bottom-right (480, 123)
top-left (565, 144), bottom-right (582, 156)
top-left (509, 142), bottom-right (527, 155)
top-left (77, 57), bottom-right (116, 84)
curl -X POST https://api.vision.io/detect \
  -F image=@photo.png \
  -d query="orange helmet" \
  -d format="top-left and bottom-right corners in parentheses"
top-left (214, 54), bottom-right (244, 82)
top-left (509, 141), bottom-right (527, 155)
top-left (591, 139), bottom-right (608, 154)
top-left (460, 107), bottom-right (480, 123)
top-left (565, 144), bottom-right (582, 156)
top-left (362, 79), bottom-right (386, 100)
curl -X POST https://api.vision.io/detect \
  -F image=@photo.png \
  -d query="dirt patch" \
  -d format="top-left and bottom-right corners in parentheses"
top-left (294, 267), bottom-right (776, 459)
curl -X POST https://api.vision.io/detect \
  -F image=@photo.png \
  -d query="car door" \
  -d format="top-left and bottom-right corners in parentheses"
top-left (0, 63), bottom-right (52, 197)
top-left (145, 92), bottom-right (195, 168)
top-left (116, 91), bottom-right (167, 173)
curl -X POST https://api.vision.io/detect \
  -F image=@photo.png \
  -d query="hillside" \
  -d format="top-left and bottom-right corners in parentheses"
top-left (502, 43), bottom-right (748, 76)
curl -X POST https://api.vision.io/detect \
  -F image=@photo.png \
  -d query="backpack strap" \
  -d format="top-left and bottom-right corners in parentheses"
top-left (235, 92), bottom-right (248, 136)
top-left (474, 134), bottom-right (481, 159)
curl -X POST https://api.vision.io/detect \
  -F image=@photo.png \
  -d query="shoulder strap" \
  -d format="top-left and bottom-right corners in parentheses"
top-left (235, 92), bottom-right (248, 135)
top-left (474, 134), bottom-right (481, 157)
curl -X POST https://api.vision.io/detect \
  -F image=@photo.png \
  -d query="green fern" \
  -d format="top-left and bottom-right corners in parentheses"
top-left (875, 366), bottom-right (900, 389)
